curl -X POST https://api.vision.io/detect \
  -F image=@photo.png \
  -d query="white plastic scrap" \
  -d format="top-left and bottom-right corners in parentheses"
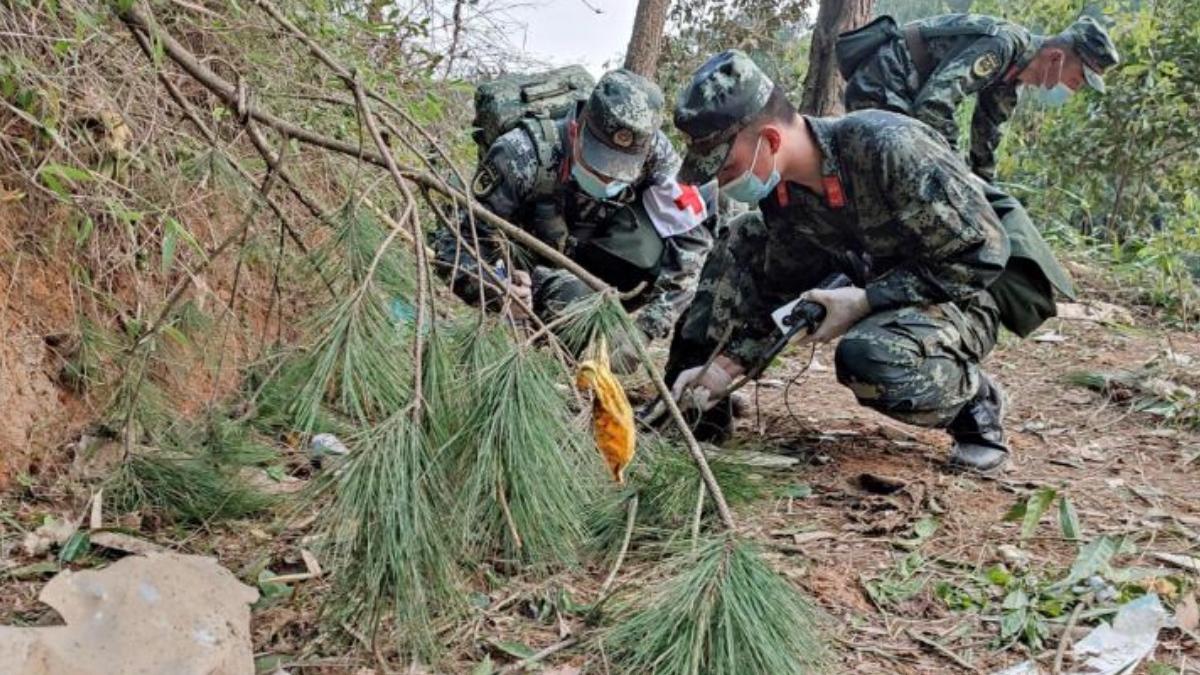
top-left (1071, 593), bottom-right (1168, 674)
top-left (990, 594), bottom-right (1170, 675)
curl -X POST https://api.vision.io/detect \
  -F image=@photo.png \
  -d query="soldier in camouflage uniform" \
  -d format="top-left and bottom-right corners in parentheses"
top-left (836, 14), bottom-right (1119, 181)
top-left (432, 69), bottom-right (713, 359)
top-left (663, 50), bottom-right (1075, 472)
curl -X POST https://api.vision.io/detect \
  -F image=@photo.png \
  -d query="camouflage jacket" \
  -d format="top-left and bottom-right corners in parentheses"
top-left (721, 110), bottom-right (1012, 367)
top-left (432, 109), bottom-right (713, 339)
top-left (852, 14), bottom-right (1038, 181)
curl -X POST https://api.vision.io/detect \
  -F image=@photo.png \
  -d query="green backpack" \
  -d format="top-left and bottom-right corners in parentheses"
top-left (471, 65), bottom-right (595, 166)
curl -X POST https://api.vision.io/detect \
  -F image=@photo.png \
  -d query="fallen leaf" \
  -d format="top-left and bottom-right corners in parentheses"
top-left (1176, 592), bottom-right (1199, 632)
top-left (21, 518), bottom-right (77, 557)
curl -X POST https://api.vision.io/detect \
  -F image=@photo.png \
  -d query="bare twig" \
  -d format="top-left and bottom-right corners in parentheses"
top-left (1053, 593), bottom-right (1093, 675)
top-left (906, 628), bottom-right (981, 674)
top-left (496, 636), bottom-right (579, 674)
top-left (599, 494), bottom-right (638, 597)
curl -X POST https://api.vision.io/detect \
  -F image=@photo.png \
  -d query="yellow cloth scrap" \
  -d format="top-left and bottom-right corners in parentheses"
top-left (575, 339), bottom-right (637, 484)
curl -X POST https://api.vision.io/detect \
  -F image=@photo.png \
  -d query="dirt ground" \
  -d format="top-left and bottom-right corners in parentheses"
top-left (1, 304), bottom-right (1198, 674)
top-left (729, 311), bottom-right (1200, 674)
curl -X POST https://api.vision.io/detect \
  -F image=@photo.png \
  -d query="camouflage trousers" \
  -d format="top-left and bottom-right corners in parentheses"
top-left (667, 212), bottom-right (1001, 429)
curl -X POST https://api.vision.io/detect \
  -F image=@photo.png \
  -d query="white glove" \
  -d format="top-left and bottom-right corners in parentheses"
top-left (799, 286), bottom-right (871, 344)
top-left (670, 356), bottom-right (740, 413)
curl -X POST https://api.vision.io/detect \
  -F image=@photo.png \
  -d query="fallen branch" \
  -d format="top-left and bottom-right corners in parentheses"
top-left (115, 0), bottom-right (738, 532)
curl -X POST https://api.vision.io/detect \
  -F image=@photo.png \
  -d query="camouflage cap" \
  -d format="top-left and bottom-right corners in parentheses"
top-left (674, 50), bottom-right (775, 184)
top-left (1065, 16), bottom-right (1119, 92)
top-left (578, 69), bottom-right (665, 184)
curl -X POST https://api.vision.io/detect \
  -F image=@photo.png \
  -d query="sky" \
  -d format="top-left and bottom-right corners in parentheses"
top-left (502, 0), bottom-right (639, 77)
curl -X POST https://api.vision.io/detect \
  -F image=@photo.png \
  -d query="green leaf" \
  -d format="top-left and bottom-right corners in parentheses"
top-left (42, 163), bottom-right (91, 182)
top-left (488, 640), bottom-right (535, 660)
top-left (265, 465), bottom-right (286, 482)
top-left (255, 570), bottom-right (293, 606)
top-left (58, 531), bottom-right (90, 562)
top-left (1055, 536), bottom-right (1121, 590)
top-left (1003, 498), bottom-right (1027, 522)
top-left (74, 216), bottom-right (94, 246)
top-left (1058, 496), bottom-right (1081, 541)
top-left (985, 565), bottom-right (1012, 587)
top-left (1021, 488), bottom-right (1058, 539)
top-left (913, 517), bottom-right (938, 540)
top-left (161, 223), bottom-right (178, 274)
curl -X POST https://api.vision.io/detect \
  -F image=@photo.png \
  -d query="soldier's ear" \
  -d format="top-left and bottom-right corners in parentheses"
top-left (762, 125), bottom-right (783, 154)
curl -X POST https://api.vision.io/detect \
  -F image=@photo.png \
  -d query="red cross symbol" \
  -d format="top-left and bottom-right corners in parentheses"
top-left (674, 185), bottom-right (704, 215)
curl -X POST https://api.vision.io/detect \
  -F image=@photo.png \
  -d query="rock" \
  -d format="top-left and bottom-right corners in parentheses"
top-left (0, 552), bottom-right (258, 674)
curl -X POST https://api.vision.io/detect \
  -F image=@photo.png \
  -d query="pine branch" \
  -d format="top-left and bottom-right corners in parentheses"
top-left (115, 0), bottom-right (740, 532)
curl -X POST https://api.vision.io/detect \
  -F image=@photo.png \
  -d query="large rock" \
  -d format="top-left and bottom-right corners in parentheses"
top-left (0, 553), bottom-right (259, 674)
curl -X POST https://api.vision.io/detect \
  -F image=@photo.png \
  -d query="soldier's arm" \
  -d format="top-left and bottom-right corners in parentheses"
top-left (712, 214), bottom-right (837, 370)
top-left (430, 132), bottom-right (538, 302)
top-left (911, 36), bottom-right (1016, 149)
top-left (968, 83), bottom-right (1018, 182)
top-left (864, 125), bottom-right (1010, 311)
top-left (634, 223), bottom-right (713, 340)
top-left (631, 134), bottom-right (712, 339)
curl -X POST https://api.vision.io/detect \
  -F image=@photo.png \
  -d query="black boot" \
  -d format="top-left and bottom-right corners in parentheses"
top-left (946, 374), bottom-right (1009, 473)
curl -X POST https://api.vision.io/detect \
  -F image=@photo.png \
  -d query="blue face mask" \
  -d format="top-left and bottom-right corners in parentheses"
top-left (721, 135), bottom-right (780, 204)
top-left (572, 160), bottom-right (628, 201)
top-left (1023, 57), bottom-right (1073, 108)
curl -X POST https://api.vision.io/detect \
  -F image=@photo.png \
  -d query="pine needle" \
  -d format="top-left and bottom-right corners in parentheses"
top-left (589, 435), bottom-right (760, 556)
top-left (604, 533), bottom-right (829, 675)
top-left (107, 452), bottom-right (274, 524)
top-left (316, 410), bottom-right (460, 657)
top-left (453, 326), bottom-right (601, 566)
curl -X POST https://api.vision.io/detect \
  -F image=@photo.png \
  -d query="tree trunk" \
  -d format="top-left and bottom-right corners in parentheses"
top-left (800, 0), bottom-right (875, 115)
top-left (623, 0), bottom-right (670, 78)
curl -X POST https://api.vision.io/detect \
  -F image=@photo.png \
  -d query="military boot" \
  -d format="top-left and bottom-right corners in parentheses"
top-left (946, 373), bottom-right (1009, 473)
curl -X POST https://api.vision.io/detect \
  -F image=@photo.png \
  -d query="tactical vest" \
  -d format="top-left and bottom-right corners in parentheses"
top-left (521, 119), bottom-right (665, 294)
top-left (836, 14), bottom-right (1006, 87)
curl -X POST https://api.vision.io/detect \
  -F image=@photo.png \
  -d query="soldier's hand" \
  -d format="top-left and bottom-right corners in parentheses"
top-left (800, 286), bottom-right (871, 343)
top-left (609, 329), bottom-right (649, 375)
top-left (670, 355), bottom-right (743, 412)
top-left (506, 270), bottom-right (533, 320)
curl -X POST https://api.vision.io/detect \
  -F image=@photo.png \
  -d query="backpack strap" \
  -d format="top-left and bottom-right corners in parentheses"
top-left (518, 115), bottom-right (563, 200)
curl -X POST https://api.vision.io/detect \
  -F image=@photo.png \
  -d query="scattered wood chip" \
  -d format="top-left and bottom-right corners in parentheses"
top-left (89, 490), bottom-right (103, 531)
top-left (1032, 330), bottom-right (1068, 343)
top-left (1056, 301), bottom-right (1135, 325)
top-left (1152, 552), bottom-right (1200, 574)
top-left (792, 530), bottom-right (836, 545)
top-left (300, 549), bottom-right (322, 578)
top-left (90, 531), bottom-right (167, 555)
